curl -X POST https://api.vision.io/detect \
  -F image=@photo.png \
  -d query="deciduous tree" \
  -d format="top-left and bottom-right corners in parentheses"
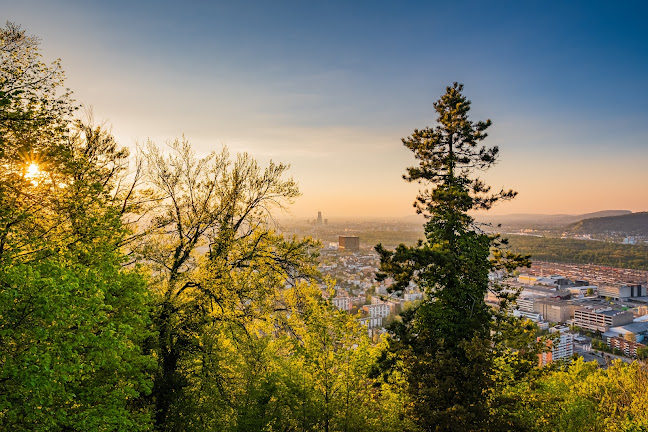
top-left (0, 23), bottom-right (154, 431)
top-left (133, 139), bottom-right (321, 429)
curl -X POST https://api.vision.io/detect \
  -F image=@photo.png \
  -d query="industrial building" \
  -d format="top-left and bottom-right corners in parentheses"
top-left (573, 307), bottom-right (634, 332)
top-left (598, 283), bottom-right (646, 301)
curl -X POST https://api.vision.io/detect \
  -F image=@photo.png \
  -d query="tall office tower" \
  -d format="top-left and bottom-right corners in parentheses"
top-left (317, 211), bottom-right (323, 225)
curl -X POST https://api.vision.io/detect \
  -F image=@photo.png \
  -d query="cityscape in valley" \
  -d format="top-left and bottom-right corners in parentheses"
top-left (284, 212), bottom-right (648, 366)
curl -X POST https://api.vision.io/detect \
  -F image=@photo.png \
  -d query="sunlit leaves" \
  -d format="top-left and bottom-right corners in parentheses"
top-left (505, 359), bottom-right (648, 431)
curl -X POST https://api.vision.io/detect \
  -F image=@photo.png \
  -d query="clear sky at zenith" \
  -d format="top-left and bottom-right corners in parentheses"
top-left (3, 0), bottom-right (647, 219)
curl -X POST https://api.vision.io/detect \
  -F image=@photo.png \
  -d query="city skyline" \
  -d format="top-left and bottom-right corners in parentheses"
top-left (3, 0), bottom-right (648, 218)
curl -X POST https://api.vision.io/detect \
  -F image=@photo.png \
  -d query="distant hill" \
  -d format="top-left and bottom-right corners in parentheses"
top-left (473, 210), bottom-right (632, 230)
top-left (568, 212), bottom-right (648, 236)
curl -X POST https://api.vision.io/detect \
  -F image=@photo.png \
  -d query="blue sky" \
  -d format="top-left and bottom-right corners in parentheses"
top-left (4, 0), bottom-right (648, 218)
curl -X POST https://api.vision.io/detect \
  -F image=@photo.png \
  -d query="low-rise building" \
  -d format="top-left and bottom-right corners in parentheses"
top-left (608, 337), bottom-right (646, 357)
top-left (598, 284), bottom-right (646, 301)
top-left (404, 292), bottom-right (424, 302)
top-left (603, 321), bottom-right (648, 344)
top-left (566, 286), bottom-right (597, 297)
top-left (533, 299), bottom-right (574, 323)
top-left (518, 274), bottom-right (570, 288)
top-left (574, 307), bottom-right (634, 332)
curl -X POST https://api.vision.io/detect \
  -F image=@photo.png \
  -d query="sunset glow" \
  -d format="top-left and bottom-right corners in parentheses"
top-left (26, 163), bottom-right (39, 177)
top-left (25, 163), bottom-right (40, 185)
top-left (5, 1), bottom-right (647, 218)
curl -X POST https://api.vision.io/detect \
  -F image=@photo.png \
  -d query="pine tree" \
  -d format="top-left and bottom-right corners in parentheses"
top-left (376, 83), bottom-right (527, 431)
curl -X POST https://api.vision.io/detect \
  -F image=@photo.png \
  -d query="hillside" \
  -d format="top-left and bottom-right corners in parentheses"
top-left (473, 210), bottom-right (631, 230)
top-left (568, 212), bottom-right (648, 236)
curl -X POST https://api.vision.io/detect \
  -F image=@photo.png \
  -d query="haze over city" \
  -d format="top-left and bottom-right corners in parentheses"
top-left (4, 0), bottom-right (647, 218)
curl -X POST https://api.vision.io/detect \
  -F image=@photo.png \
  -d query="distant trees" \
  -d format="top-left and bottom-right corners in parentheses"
top-left (506, 234), bottom-right (648, 270)
top-left (376, 83), bottom-right (529, 431)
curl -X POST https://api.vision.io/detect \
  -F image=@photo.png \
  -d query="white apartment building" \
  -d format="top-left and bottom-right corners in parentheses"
top-left (513, 309), bottom-right (542, 322)
top-left (404, 292), bottom-right (424, 302)
top-left (363, 303), bottom-right (390, 318)
top-left (539, 332), bottom-right (574, 366)
top-left (515, 297), bottom-right (535, 312)
top-left (358, 316), bottom-right (383, 329)
top-left (332, 296), bottom-right (351, 311)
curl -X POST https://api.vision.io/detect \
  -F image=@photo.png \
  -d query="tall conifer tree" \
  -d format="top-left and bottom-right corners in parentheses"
top-left (376, 83), bottom-right (527, 431)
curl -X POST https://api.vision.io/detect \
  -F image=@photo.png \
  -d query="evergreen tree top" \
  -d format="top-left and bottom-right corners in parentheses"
top-left (402, 82), bottom-right (515, 215)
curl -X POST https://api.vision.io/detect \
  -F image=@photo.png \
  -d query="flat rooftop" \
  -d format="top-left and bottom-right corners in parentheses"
top-left (599, 309), bottom-right (627, 316)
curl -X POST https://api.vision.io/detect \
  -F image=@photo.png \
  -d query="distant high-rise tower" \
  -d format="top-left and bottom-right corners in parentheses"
top-left (317, 211), bottom-right (323, 225)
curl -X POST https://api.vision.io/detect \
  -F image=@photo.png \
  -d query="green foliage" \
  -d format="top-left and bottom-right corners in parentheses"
top-left (506, 358), bottom-right (648, 431)
top-left (0, 22), bottom-right (154, 431)
top-left (507, 234), bottom-right (648, 270)
top-left (637, 347), bottom-right (648, 360)
top-left (0, 260), bottom-right (154, 431)
top-left (569, 211), bottom-right (648, 237)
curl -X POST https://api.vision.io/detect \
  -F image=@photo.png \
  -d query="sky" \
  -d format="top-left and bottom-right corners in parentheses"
top-left (3, 0), bottom-right (648, 219)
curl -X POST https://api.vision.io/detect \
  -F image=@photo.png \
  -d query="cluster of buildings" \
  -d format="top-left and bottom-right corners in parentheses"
top-left (307, 222), bottom-right (648, 366)
top-left (322, 240), bottom-right (648, 363)
top-left (523, 261), bottom-right (648, 291)
top-left (500, 269), bottom-right (648, 364)
top-left (318, 239), bottom-right (423, 335)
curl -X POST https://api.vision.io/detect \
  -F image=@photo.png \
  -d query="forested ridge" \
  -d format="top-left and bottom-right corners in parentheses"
top-left (3, 24), bottom-right (648, 432)
top-left (506, 235), bottom-right (648, 271)
top-left (568, 212), bottom-right (648, 236)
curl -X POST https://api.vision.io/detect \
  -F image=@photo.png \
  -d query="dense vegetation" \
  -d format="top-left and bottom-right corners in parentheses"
top-left (473, 210), bottom-right (632, 231)
top-left (3, 24), bottom-right (648, 432)
top-left (507, 235), bottom-right (648, 270)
